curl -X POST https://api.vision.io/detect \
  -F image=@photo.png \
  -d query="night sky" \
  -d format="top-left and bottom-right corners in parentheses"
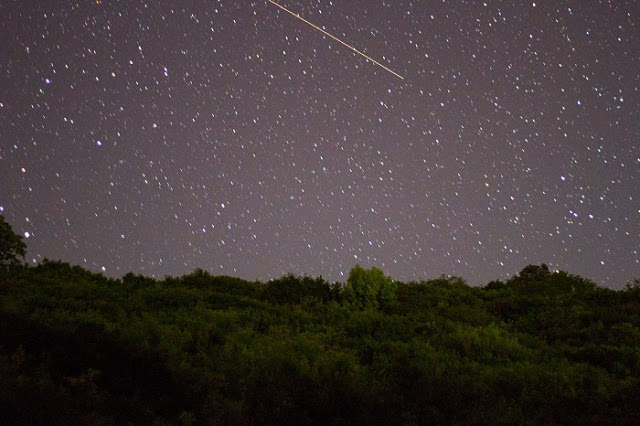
top-left (1, 1), bottom-right (638, 287)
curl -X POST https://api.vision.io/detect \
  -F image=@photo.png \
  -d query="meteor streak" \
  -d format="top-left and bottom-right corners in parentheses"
top-left (267, 0), bottom-right (404, 80)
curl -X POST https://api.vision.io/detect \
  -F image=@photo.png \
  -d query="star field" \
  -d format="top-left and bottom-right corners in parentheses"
top-left (1, 1), bottom-right (638, 287)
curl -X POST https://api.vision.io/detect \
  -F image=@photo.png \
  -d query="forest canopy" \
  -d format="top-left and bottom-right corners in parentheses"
top-left (0, 216), bottom-right (639, 424)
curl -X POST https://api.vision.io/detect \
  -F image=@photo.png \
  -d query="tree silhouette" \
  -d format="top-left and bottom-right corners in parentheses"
top-left (0, 215), bottom-right (26, 269)
top-left (518, 264), bottom-right (551, 281)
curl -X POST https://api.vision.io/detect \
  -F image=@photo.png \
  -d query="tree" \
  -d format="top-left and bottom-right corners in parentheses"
top-left (344, 265), bottom-right (397, 308)
top-left (518, 264), bottom-right (551, 281)
top-left (0, 215), bottom-right (26, 269)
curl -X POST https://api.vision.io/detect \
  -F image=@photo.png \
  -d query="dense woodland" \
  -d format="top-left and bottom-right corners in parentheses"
top-left (1, 215), bottom-right (639, 424)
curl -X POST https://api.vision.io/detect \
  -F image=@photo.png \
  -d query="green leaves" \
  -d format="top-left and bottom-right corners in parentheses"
top-left (1, 254), bottom-right (639, 423)
top-left (344, 264), bottom-right (397, 309)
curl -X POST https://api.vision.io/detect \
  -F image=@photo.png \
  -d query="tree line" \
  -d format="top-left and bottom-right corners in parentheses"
top-left (1, 214), bottom-right (639, 424)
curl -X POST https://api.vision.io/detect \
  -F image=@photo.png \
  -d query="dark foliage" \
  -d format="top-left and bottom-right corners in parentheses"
top-left (0, 214), bottom-right (27, 269)
top-left (1, 261), bottom-right (639, 424)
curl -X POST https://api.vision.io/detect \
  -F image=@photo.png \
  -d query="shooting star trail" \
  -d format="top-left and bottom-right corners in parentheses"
top-left (267, 0), bottom-right (404, 80)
